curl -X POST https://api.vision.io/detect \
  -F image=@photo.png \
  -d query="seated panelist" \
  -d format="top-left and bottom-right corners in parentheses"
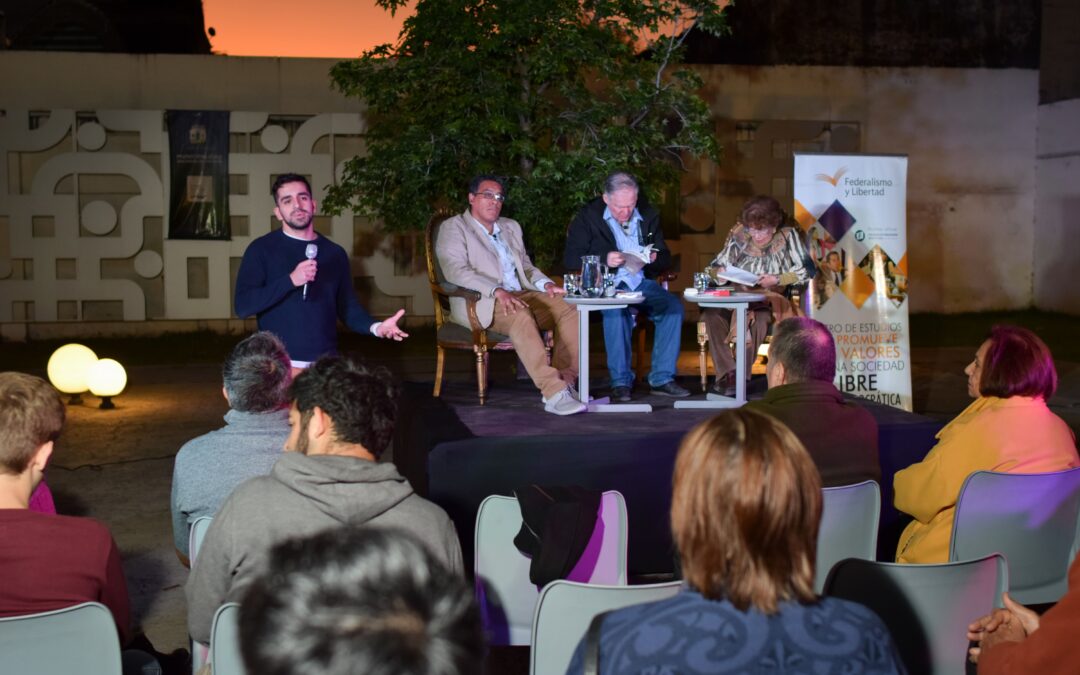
top-left (701, 195), bottom-right (812, 396)
top-left (436, 175), bottom-right (585, 416)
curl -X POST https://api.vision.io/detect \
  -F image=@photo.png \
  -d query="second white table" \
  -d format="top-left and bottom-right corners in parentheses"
top-left (675, 291), bottom-right (766, 409)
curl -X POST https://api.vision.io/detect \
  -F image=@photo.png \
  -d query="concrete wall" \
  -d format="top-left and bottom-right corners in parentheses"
top-left (0, 52), bottom-right (1065, 340)
top-left (1034, 98), bottom-right (1080, 313)
top-left (1040, 0), bottom-right (1080, 103)
top-left (679, 65), bottom-right (1040, 314)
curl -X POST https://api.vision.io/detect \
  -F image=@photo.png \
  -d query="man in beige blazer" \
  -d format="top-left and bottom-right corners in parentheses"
top-left (435, 175), bottom-right (585, 415)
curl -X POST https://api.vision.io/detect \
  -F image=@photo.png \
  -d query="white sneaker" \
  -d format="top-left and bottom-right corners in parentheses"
top-left (543, 387), bottom-right (587, 416)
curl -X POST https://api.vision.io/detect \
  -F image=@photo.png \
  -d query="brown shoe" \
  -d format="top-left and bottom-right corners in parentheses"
top-left (712, 371), bottom-right (737, 397)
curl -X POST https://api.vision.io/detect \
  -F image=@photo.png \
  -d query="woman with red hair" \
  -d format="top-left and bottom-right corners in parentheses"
top-left (894, 325), bottom-right (1079, 563)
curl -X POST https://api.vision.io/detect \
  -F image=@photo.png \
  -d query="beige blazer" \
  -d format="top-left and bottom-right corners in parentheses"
top-left (435, 210), bottom-right (553, 328)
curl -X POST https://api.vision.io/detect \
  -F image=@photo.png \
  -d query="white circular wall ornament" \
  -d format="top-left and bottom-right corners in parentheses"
top-left (77, 122), bottom-right (107, 151)
top-left (260, 125), bottom-right (289, 153)
top-left (133, 250), bottom-right (164, 278)
top-left (82, 200), bottom-right (118, 235)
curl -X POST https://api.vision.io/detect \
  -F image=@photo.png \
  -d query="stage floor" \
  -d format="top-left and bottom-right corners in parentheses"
top-left (394, 375), bottom-right (943, 576)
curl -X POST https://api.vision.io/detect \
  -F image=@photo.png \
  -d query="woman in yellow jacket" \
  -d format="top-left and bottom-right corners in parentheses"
top-left (894, 325), bottom-right (1079, 563)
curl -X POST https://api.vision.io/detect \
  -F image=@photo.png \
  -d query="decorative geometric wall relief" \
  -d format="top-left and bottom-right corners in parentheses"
top-left (0, 109), bottom-right (159, 322)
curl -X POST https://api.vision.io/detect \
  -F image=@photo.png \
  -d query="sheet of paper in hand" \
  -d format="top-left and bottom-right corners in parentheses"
top-left (713, 264), bottom-right (759, 286)
top-left (620, 244), bottom-right (656, 275)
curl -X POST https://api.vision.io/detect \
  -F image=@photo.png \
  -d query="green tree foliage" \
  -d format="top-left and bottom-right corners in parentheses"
top-left (326, 0), bottom-right (729, 268)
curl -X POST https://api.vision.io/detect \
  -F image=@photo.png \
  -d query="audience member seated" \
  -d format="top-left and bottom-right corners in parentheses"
top-left (0, 372), bottom-right (182, 674)
top-left (746, 316), bottom-right (881, 486)
top-left (185, 356), bottom-right (464, 643)
top-left (170, 331), bottom-right (292, 564)
top-left (967, 556), bottom-right (1080, 674)
top-left (701, 195), bottom-right (812, 396)
top-left (240, 526), bottom-right (483, 675)
top-left (566, 408), bottom-right (905, 674)
top-left (894, 325), bottom-right (1079, 563)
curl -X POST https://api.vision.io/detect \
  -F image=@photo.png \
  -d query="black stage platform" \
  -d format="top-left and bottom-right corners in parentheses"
top-left (392, 377), bottom-right (943, 575)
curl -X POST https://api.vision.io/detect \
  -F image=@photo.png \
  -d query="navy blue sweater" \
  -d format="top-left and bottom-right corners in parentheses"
top-left (234, 230), bottom-right (375, 362)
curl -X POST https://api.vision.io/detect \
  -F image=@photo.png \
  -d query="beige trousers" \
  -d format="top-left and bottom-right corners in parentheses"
top-left (490, 291), bottom-right (579, 399)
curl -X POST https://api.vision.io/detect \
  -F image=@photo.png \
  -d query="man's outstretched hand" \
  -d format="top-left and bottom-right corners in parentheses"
top-left (377, 309), bottom-right (409, 341)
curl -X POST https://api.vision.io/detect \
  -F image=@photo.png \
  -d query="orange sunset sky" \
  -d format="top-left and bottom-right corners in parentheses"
top-left (202, 0), bottom-right (414, 58)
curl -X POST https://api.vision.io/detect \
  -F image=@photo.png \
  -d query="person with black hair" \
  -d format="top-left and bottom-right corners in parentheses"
top-left (185, 356), bottom-right (462, 643)
top-left (234, 173), bottom-right (408, 369)
top-left (436, 175), bottom-right (584, 415)
top-left (240, 526), bottom-right (483, 675)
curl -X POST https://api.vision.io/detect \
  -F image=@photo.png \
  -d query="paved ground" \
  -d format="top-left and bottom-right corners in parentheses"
top-left (6, 316), bottom-right (1080, 652)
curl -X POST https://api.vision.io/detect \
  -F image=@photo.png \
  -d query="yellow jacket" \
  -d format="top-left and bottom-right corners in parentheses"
top-left (894, 396), bottom-right (1078, 563)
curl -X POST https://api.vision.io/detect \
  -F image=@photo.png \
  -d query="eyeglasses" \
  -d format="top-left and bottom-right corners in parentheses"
top-left (475, 191), bottom-right (505, 203)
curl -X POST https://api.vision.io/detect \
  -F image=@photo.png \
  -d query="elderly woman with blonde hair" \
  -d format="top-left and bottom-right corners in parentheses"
top-left (566, 409), bottom-right (904, 674)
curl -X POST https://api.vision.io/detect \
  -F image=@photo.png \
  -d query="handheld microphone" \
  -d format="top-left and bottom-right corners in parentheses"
top-left (303, 243), bottom-right (318, 301)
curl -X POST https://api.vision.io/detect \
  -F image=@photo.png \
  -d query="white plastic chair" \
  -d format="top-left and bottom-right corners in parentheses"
top-left (210, 602), bottom-right (244, 675)
top-left (529, 580), bottom-right (682, 675)
top-left (950, 467), bottom-right (1080, 604)
top-left (815, 480), bottom-right (880, 592)
top-left (189, 515), bottom-right (214, 674)
top-left (824, 553), bottom-right (1007, 675)
top-left (189, 515), bottom-right (213, 561)
top-left (474, 490), bottom-right (628, 645)
top-left (0, 601), bottom-right (122, 675)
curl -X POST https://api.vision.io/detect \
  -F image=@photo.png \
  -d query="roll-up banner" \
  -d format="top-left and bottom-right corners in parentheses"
top-left (167, 110), bottom-right (230, 239)
top-left (793, 153), bottom-right (912, 411)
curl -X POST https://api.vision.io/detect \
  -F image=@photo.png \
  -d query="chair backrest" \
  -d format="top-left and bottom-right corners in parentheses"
top-left (815, 480), bottom-right (880, 592)
top-left (824, 554), bottom-right (1007, 675)
top-left (530, 580), bottom-right (681, 675)
top-left (210, 603), bottom-right (244, 675)
top-left (424, 210), bottom-right (455, 285)
top-left (950, 467), bottom-right (1080, 604)
top-left (424, 210), bottom-right (457, 327)
top-left (189, 516), bottom-right (214, 674)
top-left (474, 490), bottom-right (628, 645)
top-left (0, 601), bottom-right (122, 675)
top-left (189, 515), bottom-right (213, 562)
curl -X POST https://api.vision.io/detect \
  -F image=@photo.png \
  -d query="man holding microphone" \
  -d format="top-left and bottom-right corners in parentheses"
top-left (235, 173), bottom-right (408, 370)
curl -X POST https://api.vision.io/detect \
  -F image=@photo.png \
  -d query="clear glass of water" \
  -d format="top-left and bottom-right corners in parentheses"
top-left (693, 272), bottom-right (709, 292)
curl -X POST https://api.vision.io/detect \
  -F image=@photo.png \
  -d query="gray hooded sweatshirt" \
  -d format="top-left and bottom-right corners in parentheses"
top-left (185, 451), bottom-right (463, 642)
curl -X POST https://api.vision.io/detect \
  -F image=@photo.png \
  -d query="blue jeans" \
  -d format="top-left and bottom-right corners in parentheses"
top-left (601, 279), bottom-right (684, 388)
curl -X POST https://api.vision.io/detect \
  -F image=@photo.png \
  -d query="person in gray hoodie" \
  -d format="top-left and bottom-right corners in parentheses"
top-left (185, 356), bottom-right (463, 643)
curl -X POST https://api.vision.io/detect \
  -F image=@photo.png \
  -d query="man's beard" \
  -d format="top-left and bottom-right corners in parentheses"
top-left (283, 210), bottom-right (312, 232)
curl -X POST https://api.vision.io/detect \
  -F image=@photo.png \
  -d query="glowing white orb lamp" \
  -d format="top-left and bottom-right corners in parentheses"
top-left (46, 343), bottom-right (99, 405)
top-left (87, 358), bottom-right (127, 410)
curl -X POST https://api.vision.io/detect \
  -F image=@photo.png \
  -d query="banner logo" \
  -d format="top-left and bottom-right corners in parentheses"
top-left (814, 167), bottom-right (847, 186)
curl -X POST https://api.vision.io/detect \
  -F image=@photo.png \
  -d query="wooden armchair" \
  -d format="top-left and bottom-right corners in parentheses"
top-left (425, 212), bottom-right (549, 405)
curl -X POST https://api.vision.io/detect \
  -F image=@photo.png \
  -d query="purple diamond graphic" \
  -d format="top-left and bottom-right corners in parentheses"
top-left (817, 200), bottom-right (857, 242)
